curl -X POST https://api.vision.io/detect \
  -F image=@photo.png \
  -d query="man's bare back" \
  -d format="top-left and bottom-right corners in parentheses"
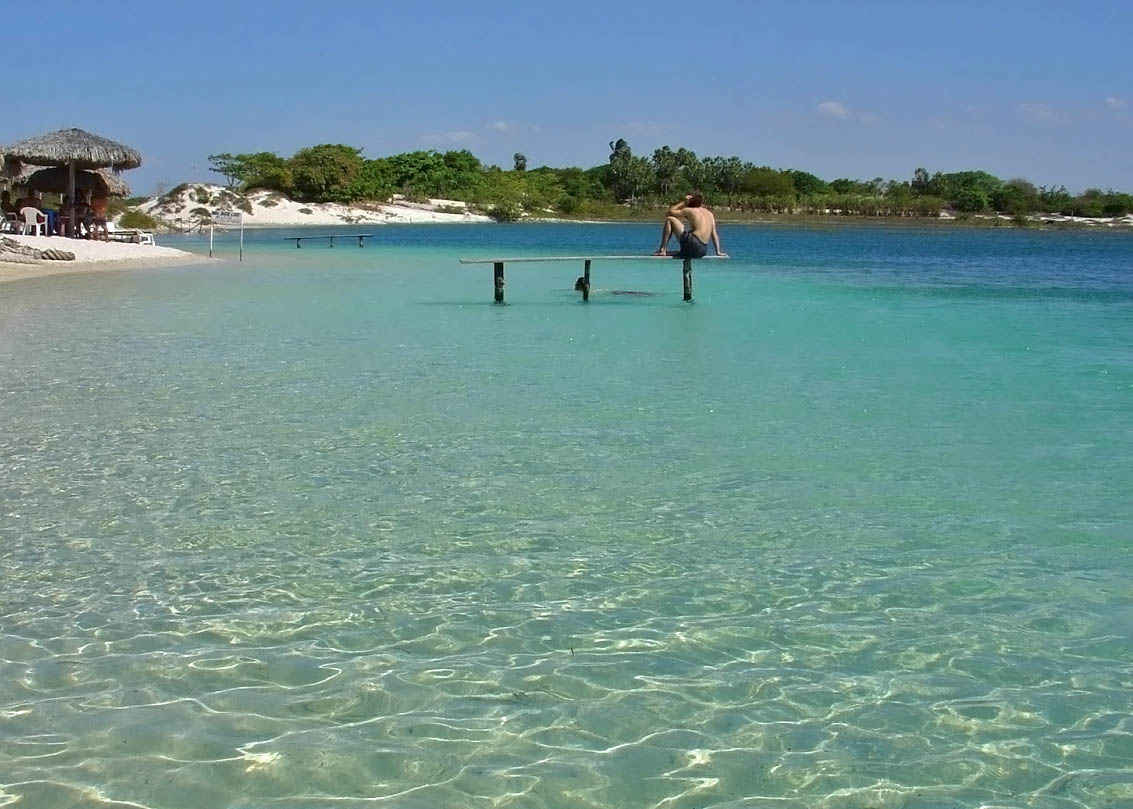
top-left (681, 204), bottom-right (715, 243)
top-left (654, 193), bottom-right (726, 257)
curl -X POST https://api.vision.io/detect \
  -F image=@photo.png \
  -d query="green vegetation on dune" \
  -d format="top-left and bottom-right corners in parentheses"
top-left (204, 140), bottom-right (1133, 222)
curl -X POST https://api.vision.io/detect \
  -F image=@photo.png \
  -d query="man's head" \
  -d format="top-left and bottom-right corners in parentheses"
top-left (687, 192), bottom-right (704, 208)
top-left (574, 276), bottom-right (587, 292)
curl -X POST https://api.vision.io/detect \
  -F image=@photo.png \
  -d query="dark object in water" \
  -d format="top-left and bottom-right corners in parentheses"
top-left (574, 276), bottom-right (654, 296)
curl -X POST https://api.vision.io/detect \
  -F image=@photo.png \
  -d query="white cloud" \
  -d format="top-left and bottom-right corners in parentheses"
top-left (816, 100), bottom-right (850, 119)
top-left (420, 130), bottom-right (476, 144)
top-left (486, 121), bottom-right (512, 132)
top-left (858, 112), bottom-right (881, 124)
top-left (1017, 103), bottom-right (1056, 121)
top-left (1105, 96), bottom-right (1128, 109)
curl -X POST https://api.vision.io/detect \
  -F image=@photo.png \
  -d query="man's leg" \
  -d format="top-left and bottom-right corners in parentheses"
top-left (654, 216), bottom-right (684, 255)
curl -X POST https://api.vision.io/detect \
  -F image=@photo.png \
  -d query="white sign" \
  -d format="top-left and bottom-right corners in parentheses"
top-left (213, 209), bottom-right (242, 226)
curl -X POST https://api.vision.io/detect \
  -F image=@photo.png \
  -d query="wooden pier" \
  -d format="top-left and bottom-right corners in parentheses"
top-left (458, 255), bottom-right (728, 303)
top-left (286, 234), bottom-right (374, 248)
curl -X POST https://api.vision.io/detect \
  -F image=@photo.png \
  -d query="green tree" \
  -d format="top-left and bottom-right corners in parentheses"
top-left (991, 178), bottom-right (1039, 214)
top-left (651, 146), bottom-right (680, 196)
top-left (910, 168), bottom-right (933, 194)
top-left (1102, 192), bottom-right (1133, 216)
top-left (936, 171), bottom-right (1002, 205)
top-left (289, 144), bottom-right (364, 203)
top-left (705, 156), bottom-right (745, 195)
top-left (742, 167), bottom-right (795, 197)
top-left (207, 153), bottom-right (241, 189)
top-left (788, 170), bottom-right (829, 197)
top-left (608, 139), bottom-right (652, 202)
top-left (954, 186), bottom-right (989, 212)
top-left (208, 151), bottom-right (292, 192)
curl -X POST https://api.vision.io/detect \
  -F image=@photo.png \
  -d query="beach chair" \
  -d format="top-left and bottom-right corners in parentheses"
top-left (20, 207), bottom-right (47, 236)
top-left (1, 212), bottom-right (20, 233)
top-left (105, 223), bottom-right (155, 245)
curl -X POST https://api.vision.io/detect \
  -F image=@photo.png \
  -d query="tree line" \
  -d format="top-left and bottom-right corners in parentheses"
top-left (204, 140), bottom-right (1133, 221)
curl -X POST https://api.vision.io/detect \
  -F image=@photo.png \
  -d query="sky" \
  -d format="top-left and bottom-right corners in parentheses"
top-left (4, 0), bottom-right (1131, 195)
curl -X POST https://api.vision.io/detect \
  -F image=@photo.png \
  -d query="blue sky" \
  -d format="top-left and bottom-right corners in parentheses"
top-left (6, 0), bottom-right (1130, 195)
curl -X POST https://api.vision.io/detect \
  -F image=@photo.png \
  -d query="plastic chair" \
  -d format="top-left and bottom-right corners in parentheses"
top-left (1, 212), bottom-right (20, 233)
top-left (20, 207), bottom-right (47, 236)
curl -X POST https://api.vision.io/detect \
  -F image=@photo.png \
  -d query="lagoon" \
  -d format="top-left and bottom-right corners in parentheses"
top-left (1, 223), bottom-right (1131, 808)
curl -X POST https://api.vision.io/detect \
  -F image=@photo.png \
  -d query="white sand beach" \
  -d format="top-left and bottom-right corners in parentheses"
top-left (0, 234), bottom-right (206, 284)
top-left (137, 185), bottom-right (492, 229)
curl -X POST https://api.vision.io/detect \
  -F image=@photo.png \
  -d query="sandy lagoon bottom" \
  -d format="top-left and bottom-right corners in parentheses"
top-left (1, 224), bottom-right (1131, 808)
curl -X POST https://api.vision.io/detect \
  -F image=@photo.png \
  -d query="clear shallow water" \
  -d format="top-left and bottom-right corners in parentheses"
top-left (1, 224), bottom-right (1131, 809)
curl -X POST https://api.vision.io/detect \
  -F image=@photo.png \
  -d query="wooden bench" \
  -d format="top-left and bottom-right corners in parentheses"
top-left (286, 234), bottom-right (374, 248)
top-left (458, 255), bottom-right (728, 302)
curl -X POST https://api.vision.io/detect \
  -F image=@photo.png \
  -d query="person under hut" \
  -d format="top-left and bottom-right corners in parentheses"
top-left (88, 192), bottom-right (109, 240)
top-left (16, 190), bottom-right (51, 234)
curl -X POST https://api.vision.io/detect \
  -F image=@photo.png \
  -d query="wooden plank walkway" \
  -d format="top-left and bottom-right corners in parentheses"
top-left (458, 255), bottom-right (729, 302)
top-left (286, 234), bottom-right (374, 248)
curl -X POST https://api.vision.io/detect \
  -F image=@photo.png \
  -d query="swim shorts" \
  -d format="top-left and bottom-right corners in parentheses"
top-left (679, 230), bottom-right (708, 259)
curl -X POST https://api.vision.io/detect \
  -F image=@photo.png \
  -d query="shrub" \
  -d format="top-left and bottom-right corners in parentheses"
top-left (557, 195), bottom-right (580, 215)
top-left (487, 203), bottom-right (521, 223)
top-left (162, 183), bottom-right (190, 201)
top-left (298, 207), bottom-right (313, 215)
top-left (119, 211), bottom-right (159, 230)
top-left (259, 198), bottom-right (278, 207)
top-left (194, 185), bottom-right (211, 204)
top-left (434, 204), bottom-right (465, 215)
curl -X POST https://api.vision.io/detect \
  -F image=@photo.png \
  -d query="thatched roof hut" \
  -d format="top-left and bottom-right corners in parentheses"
top-left (19, 166), bottom-right (131, 197)
top-left (2, 127), bottom-right (142, 230)
top-left (2, 128), bottom-right (142, 171)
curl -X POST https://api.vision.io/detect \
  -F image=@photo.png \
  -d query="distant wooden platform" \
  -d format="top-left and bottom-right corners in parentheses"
top-left (458, 255), bottom-right (728, 264)
top-left (458, 254), bottom-right (729, 302)
top-left (286, 234), bottom-right (374, 247)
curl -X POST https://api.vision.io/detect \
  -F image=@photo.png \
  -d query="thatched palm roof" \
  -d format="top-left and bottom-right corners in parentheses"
top-left (20, 166), bottom-right (131, 197)
top-left (1, 153), bottom-right (20, 178)
top-left (2, 128), bottom-right (142, 170)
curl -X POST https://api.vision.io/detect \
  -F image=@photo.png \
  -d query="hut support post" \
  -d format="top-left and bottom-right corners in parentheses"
top-left (493, 262), bottom-right (505, 303)
top-left (682, 257), bottom-right (693, 301)
top-left (67, 161), bottom-right (76, 237)
top-left (582, 259), bottom-right (591, 301)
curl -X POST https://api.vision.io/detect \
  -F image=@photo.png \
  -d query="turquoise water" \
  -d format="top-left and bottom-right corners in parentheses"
top-left (1, 224), bottom-right (1131, 809)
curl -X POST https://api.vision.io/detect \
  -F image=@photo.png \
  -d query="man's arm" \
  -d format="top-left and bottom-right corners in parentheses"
top-left (711, 222), bottom-right (727, 257)
top-left (668, 195), bottom-right (692, 217)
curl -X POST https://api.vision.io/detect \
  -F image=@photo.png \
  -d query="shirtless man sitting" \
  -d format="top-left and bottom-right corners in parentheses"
top-left (654, 192), bottom-right (726, 258)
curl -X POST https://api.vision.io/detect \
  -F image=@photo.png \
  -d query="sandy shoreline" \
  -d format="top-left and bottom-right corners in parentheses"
top-left (0, 234), bottom-right (209, 285)
top-left (139, 186), bottom-right (493, 228)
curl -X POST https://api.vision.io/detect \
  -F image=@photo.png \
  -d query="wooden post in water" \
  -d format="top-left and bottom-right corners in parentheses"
top-left (493, 262), bottom-right (505, 303)
top-left (582, 259), bottom-right (591, 302)
top-left (682, 257), bottom-right (693, 301)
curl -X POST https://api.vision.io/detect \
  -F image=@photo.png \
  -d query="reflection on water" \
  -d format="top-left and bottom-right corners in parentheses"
top-left (1, 224), bottom-right (1132, 808)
